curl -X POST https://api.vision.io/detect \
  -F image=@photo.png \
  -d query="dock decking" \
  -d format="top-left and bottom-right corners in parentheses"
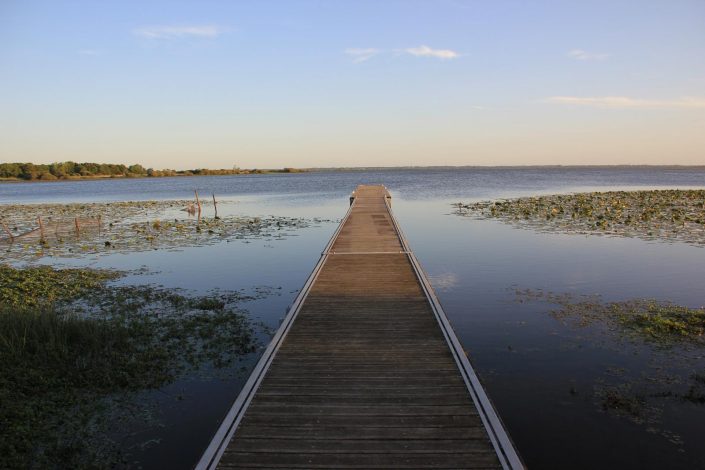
top-left (197, 185), bottom-right (523, 469)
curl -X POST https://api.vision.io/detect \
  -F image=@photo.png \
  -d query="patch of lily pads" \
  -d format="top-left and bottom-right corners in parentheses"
top-left (454, 189), bottom-right (705, 247)
top-left (515, 288), bottom-right (704, 347)
top-left (0, 200), bottom-right (327, 261)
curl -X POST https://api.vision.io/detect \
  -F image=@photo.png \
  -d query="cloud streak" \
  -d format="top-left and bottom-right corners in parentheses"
top-left (133, 25), bottom-right (223, 39)
top-left (344, 48), bottom-right (380, 63)
top-left (568, 49), bottom-right (609, 60)
top-left (405, 45), bottom-right (459, 59)
top-left (345, 45), bottom-right (460, 63)
top-left (547, 96), bottom-right (705, 109)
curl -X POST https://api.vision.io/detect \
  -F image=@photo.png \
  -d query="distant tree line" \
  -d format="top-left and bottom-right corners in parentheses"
top-left (0, 162), bottom-right (304, 181)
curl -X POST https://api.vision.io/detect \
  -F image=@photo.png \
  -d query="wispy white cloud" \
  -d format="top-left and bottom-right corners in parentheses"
top-left (133, 25), bottom-right (223, 39)
top-left (546, 96), bottom-right (705, 109)
top-left (568, 49), bottom-right (609, 61)
top-left (345, 45), bottom-right (460, 62)
top-left (405, 45), bottom-right (459, 59)
top-left (344, 48), bottom-right (380, 63)
top-left (78, 49), bottom-right (100, 56)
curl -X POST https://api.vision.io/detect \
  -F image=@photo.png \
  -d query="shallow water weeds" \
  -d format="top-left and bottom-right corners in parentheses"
top-left (515, 288), bottom-right (705, 347)
top-left (455, 190), bottom-right (705, 247)
top-left (516, 287), bottom-right (705, 453)
top-left (0, 264), bottom-right (271, 469)
top-left (0, 200), bottom-right (322, 262)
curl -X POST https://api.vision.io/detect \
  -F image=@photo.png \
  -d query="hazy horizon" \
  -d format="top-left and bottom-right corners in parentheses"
top-left (2, 1), bottom-right (704, 168)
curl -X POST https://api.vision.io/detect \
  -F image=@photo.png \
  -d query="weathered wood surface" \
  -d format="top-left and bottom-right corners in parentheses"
top-left (202, 185), bottom-right (519, 469)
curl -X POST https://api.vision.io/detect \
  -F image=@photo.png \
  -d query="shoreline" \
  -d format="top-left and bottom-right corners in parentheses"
top-left (3, 165), bottom-right (705, 184)
top-left (0, 169), bottom-right (307, 184)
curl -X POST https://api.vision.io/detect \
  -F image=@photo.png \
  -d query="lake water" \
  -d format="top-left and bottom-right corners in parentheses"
top-left (2, 167), bottom-right (704, 469)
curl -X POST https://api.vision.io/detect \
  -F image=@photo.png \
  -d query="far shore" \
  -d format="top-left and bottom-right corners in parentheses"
top-left (0, 168), bottom-right (307, 183)
top-left (2, 164), bottom-right (705, 184)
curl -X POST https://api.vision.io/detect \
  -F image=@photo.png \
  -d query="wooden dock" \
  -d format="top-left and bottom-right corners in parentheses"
top-left (196, 185), bottom-right (523, 469)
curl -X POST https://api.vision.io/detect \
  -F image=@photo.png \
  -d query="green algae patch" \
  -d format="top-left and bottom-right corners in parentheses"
top-left (515, 289), bottom-right (705, 346)
top-left (455, 189), bottom-right (705, 247)
top-left (0, 264), bottom-right (120, 308)
top-left (619, 301), bottom-right (705, 342)
top-left (0, 264), bottom-right (263, 469)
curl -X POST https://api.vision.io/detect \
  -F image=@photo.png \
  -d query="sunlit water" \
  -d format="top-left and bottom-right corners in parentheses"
top-left (2, 167), bottom-right (704, 469)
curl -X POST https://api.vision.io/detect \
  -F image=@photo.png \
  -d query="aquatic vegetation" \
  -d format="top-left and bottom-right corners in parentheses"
top-left (515, 288), bottom-right (705, 346)
top-left (0, 264), bottom-right (120, 307)
top-left (0, 200), bottom-right (321, 261)
top-left (596, 383), bottom-right (649, 422)
top-left (516, 288), bottom-right (705, 451)
top-left (455, 189), bottom-right (705, 247)
top-left (0, 264), bottom-right (266, 469)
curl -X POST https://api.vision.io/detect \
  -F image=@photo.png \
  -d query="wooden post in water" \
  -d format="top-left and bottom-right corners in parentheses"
top-left (212, 193), bottom-right (219, 219)
top-left (98, 215), bottom-right (102, 235)
top-left (195, 190), bottom-right (202, 223)
top-left (38, 216), bottom-right (45, 243)
top-left (1, 221), bottom-right (14, 242)
top-left (74, 217), bottom-right (80, 236)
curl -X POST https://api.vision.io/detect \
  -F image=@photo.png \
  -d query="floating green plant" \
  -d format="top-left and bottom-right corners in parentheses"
top-left (455, 190), bottom-right (705, 247)
top-left (516, 288), bottom-right (704, 451)
top-left (515, 288), bottom-right (704, 346)
top-left (0, 264), bottom-right (120, 308)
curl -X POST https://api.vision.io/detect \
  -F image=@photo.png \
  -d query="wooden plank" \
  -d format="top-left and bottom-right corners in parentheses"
top-left (197, 185), bottom-right (520, 470)
top-left (244, 404), bottom-right (479, 416)
top-left (234, 425), bottom-right (489, 440)
top-left (237, 414), bottom-right (482, 428)
top-left (218, 452), bottom-right (500, 468)
top-left (226, 438), bottom-right (495, 453)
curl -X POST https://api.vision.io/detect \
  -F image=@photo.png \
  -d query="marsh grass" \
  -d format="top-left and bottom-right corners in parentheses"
top-left (0, 264), bottom-right (262, 468)
top-left (455, 189), bottom-right (705, 247)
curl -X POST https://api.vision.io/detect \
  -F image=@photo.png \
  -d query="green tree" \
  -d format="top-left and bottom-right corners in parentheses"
top-left (128, 164), bottom-right (146, 175)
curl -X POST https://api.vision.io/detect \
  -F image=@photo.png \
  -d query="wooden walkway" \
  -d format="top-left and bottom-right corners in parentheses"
top-left (197, 185), bottom-right (523, 469)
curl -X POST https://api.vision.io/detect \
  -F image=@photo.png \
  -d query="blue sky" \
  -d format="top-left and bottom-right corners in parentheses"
top-left (1, 0), bottom-right (704, 168)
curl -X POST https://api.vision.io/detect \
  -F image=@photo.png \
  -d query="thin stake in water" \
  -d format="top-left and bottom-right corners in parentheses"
top-left (195, 190), bottom-right (202, 224)
top-left (1, 220), bottom-right (14, 242)
top-left (38, 216), bottom-right (45, 243)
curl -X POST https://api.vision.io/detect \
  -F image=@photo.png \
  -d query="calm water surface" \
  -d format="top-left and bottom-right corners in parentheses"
top-left (2, 167), bottom-right (704, 469)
